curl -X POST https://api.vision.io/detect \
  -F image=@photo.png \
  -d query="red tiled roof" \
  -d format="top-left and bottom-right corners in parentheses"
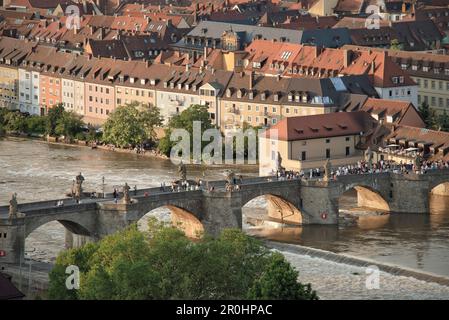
top-left (263, 111), bottom-right (377, 141)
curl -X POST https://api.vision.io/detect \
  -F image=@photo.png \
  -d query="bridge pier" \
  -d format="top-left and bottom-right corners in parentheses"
top-left (0, 217), bottom-right (25, 264)
top-left (64, 230), bottom-right (95, 249)
top-left (300, 181), bottom-right (339, 224)
top-left (201, 191), bottom-right (242, 236)
top-left (388, 175), bottom-right (430, 214)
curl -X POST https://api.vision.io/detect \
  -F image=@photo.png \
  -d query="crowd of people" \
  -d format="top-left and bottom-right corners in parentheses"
top-left (272, 159), bottom-right (449, 182)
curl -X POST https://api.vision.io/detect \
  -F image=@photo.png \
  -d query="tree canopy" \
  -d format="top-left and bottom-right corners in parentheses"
top-left (419, 102), bottom-right (449, 132)
top-left (48, 220), bottom-right (318, 300)
top-left (102, 102), bottom-right (163, 148)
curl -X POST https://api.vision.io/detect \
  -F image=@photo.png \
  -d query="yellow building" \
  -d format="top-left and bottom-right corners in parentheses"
top-left (219, 73), bottom-right (340, 130)
top-left (259, 111), bottom-right (377, 174)
top-left (0, 65), bottom-right (19, 110)
top-left (308, 0), bottom-right (339, 16)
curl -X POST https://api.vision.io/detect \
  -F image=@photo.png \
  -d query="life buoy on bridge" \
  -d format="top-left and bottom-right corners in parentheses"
top-left (321, 212), bottom-right (328, 220)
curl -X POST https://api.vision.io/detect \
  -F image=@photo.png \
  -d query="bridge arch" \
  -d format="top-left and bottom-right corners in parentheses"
top-left (24, 219), bottom-right (94, 263)
top-left (136, 205), bottom-right (205, 239)
top-left (242, 194), bottom-right (303, 225)
top-left (338, 184), bottom-right (391, 213)
top-left (25, 216), bottom-right (94, 239)
top-left (430, 182), bottom-right (449, 197)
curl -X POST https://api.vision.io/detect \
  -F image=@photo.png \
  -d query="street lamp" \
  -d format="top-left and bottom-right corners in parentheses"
top-left (102, 176), bottom-right (105, 198)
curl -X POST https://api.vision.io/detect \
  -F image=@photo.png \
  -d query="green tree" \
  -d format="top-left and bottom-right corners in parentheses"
top-left (26, 115), bottom-right (47, 135)
top-left (436, 111), bottom-right (449, 132)
top-left (46, 104), bottom-right (65, 136)
top-left (0, 108), bottom-right (9, 125)
top-left (55, 111), bottom-right (84, 141)
top-left (48, 222), bottom-right (317, 300)
top-left (102, 103), bottom-right (158, 148)
top-left (418, 101), bottom-right (437, 129)
top-left (138, 105), bottom-right (163, 142)
top-left (4, 111), bottom-right (28, 133)
top-left (158, 104), bottom-right (213, 156)
top-left (248, 252), bottom-right (318, 300)
top-left (390, 39), bottom-right (404, 51)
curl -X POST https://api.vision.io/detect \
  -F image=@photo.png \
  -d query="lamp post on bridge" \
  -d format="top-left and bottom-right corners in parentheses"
top-left (102, 176), bottom-right (105, 198)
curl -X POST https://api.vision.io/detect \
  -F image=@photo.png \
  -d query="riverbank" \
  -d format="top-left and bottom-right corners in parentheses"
top-left (3, 133), bottom-right (172, 161)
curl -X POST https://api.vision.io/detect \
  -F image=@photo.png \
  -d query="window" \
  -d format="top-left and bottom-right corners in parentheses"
top-left (346, 146), bottom-right (350, 156)
top-left (326, 139), bottom-right (330, 143)
top-left (345, 137), bottom-right (350, 141)
top-left (301, 151), bottom-right (306, 161)
top-left (326, 149), bottom-right (330, 159)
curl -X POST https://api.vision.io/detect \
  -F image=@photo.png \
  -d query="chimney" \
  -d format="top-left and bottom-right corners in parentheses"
top-left (314, 46), bottom-right (323, 58)
top-left (249, 71), bottom-right (253, 90)
top-left (343, 49), bottom-right (352, 68)
top-left (186, 63), bottom-right (190, 72)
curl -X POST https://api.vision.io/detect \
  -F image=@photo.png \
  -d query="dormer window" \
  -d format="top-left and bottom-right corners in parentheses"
top-left (185, 84), bottom-right (190, 90)
top-left (141, 79), bottom-right (146, 85)
top-left (423, 66), bottom-right (429, 72)
top-left (399, 76), bottom-right (404, 83)
top-left (261, 91), bottom-right (266, 101)
top-left (295, 94), bottom-right (301, 102)
top-left (130, 77), bottom-right (135, 84)
top-left (288, 92), bottom-right (293, 102)
top-left (119, 76), bottom-right (124, 83)
top-left (302, 93), bottom-right (308, 103)
top-left (237, 89), bottom-right (243, 98)
top-left (274, 93), bottom-right (279, 102)
top-left (248, 90), bottom-right (254, 100)
top-left (150, 79), bottom-right (156, 85)
top-left (170, 82), bottom-right (175, 89)
top-left (226, 88), bottom-right (231, 97)
top-left (164, 81), bottom-right (168, 88)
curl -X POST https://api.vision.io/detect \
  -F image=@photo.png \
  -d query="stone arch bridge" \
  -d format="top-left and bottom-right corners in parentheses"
top-left (1, 170), bottom-right (448, 264)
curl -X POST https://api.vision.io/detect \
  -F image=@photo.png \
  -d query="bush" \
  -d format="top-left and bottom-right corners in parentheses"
top-left (48, 222), bottom-right (318, 300)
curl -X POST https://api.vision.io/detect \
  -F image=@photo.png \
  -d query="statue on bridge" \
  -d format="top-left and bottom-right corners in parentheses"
top-left (122, 182), bottom-right (131, 204)
top-left (8, 193), bottom-right (18, 219)
top-left (414, 154), bottom-right (422, 171)
top-left (74, 172), bottom-right (85, 201)
top-left (365, 146), bottom-right (373, 171)
top-left (178, 161), bottom-right (187, 181)
top-left (276, 152), bottom-right (285, 174)
top-left (226, 170), bottom-right (235, 185)
top-left (323, 159), bottom-right (332, 182)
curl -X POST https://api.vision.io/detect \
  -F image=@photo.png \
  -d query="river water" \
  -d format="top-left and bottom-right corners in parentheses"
top-left (1, 137), bottom-right (449, 299)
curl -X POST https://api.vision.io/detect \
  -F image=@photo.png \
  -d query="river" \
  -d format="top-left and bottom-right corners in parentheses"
top-left (1, 137), bottom-right (449, 299)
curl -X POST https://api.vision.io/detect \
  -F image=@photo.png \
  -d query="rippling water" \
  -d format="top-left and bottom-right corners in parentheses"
top-left (1, 137), bottom-right (449, 283)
